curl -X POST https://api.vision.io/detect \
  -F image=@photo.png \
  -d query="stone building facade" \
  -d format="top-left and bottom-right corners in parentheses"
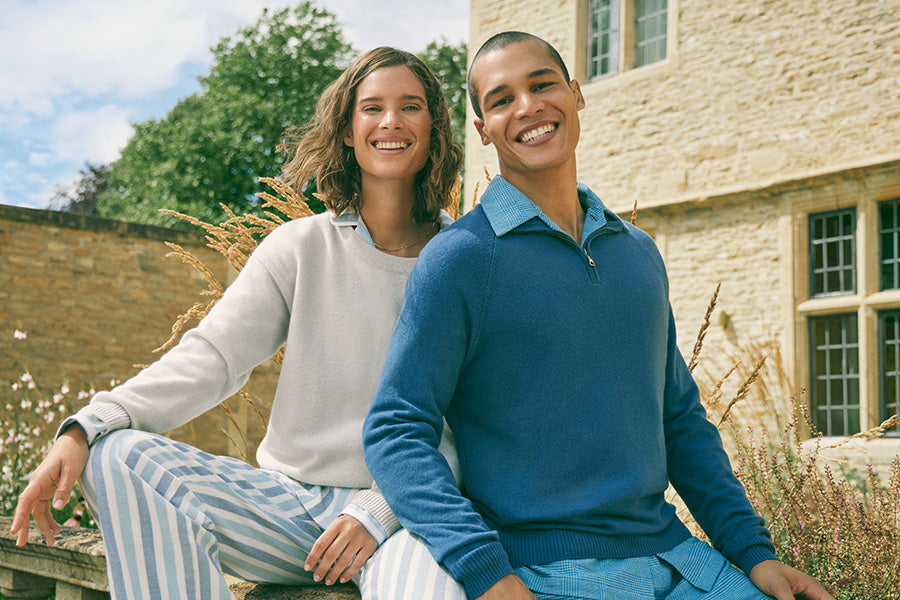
top-left (464, 0), bottom-right (900, 460)
top-left (0, 205), bottom-right (275, 458)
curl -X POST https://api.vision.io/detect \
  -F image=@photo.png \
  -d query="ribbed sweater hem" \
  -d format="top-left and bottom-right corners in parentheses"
top-left (498, 518), bottom-right (692, 568)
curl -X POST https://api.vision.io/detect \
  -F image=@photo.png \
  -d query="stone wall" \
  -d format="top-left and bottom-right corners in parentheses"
top-left (465, 0), bottom-right (900, 213)
top-left (0, 204), bottom-right (275, 458)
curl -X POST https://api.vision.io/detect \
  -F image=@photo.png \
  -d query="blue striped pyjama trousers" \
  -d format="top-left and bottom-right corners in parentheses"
top-left (79, 430), bottom-right (465, 600)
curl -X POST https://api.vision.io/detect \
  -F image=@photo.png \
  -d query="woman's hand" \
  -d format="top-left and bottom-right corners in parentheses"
top-left (10, 425), bottom-right (90, 546)
top-left (305, 515), bottom-right (378, 585)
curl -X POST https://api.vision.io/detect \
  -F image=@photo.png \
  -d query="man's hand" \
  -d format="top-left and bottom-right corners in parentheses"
top-left (477, 574), bottom-right (537, 600)
top-left (749, 560), bottom-right (836, 600)
top-left (305, 515), bottom-right (378, 585)
top-left (10, 425), bottom-right (90, 546)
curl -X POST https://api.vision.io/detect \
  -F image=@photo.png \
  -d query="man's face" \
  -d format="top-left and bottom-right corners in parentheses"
top-left (470, 40), bottom-right (585, 181)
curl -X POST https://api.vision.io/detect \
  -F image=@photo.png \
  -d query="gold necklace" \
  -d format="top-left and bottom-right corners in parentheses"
top-left (366, 219), bottom-right (438, 253)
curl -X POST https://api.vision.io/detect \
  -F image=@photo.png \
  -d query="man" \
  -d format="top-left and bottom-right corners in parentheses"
top-left (363, 31), bottom-right (834, 600)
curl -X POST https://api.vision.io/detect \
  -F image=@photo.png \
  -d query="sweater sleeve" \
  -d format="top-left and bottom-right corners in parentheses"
top-left (83, 238), bottom-right (292, 435)
top-left (363, 233), bottom-right (513, 598)
top-left (661, 306), bottom-right (778, 573)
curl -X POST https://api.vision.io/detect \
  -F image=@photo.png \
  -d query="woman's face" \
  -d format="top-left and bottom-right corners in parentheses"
top-left (344, 65), bottom-right (433, 187)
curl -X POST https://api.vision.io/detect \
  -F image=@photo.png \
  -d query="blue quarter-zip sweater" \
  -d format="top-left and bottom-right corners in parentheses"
top-left (363, 176), bottom-right (777, 599)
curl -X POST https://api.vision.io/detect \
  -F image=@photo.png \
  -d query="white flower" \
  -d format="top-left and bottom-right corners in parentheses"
top-left (20, 373), bottom-right (33, 383)
top-left (19, 399), bottom-right (32, 410)
top-left (26, 381), bottom-right (36, 390)
top-left (60, 384), bottom-right (70, 394)
top-left (13, 330), bottom-right (27, 340)
top-left (11, 383), bottom-right (20, 392)
top-left (77, 391), bottom-right (90, 400)
top-left (53, 394), bottom-right (64, 404)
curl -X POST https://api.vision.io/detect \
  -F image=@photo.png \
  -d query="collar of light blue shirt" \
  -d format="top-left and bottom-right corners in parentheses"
top-left (478, 175), bottom-right (623, 245)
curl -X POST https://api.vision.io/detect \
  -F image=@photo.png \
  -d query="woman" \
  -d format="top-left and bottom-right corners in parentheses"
top-left (12, 47), bottom-right (467, 600)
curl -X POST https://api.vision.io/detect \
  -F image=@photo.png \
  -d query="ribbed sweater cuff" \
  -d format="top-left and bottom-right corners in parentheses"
top-left (735, 543), bottom-right (780, 575)
top-left (344, 488), bottom-right (401, 543)
top-left (445, 541), bottom-right (513, 599)
top-left (56, 401), bottom-right (131, 446)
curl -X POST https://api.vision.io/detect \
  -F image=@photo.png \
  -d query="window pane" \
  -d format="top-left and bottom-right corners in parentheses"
top-left (813, 244), bottom-right (824, 270)
top-left (634, 0), bottom-right (667, 67)
top-left (813, 319), bottom-right (826, 346)
top-left (848, 409), bottom-right (860, 435)
top-left (831, 409), bottom-right (845, 437)
top-left (880, 199), bottom-right (900, 290)
top-left (883, 265), bottom-right (895, 290)
top-left (826, 242), bottom-right (838, 269)
top-left (813, 217), bottom-right (824, 239)
top-left (880, 311), bottom-right (900, 434)
top-left (882, 233), bottom-right (894, 260)
top-left (847, 345), bottom-right (859, 374)
top-left (809, 209), bottom-right (856, 296)
top-left (882, 202), bottom-right (895, 229)
top-left (809, 314), bottom-right (860, 436)
top-left (842, 212), bottom-right (853, 235)
top-left (588, 0), bottom-right (620, 79)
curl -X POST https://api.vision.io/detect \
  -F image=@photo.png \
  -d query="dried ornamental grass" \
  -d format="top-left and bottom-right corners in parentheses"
top-left (686, 285), bottom-right (900, 600)
top-left (155, 178), bottom-right (318, 461)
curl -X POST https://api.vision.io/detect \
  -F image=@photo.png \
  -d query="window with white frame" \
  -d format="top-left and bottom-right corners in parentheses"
top-left (803, 198), bottom-right (900, 437)
top-left (586, 0), bottom-right (668, 81)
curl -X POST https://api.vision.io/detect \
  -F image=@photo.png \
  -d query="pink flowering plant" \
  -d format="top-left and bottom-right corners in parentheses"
top-left (1, 329), bottom-right (94, 527)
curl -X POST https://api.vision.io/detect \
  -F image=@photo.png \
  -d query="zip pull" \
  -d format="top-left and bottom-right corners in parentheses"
top-left (583, 248), bottom-right (595, 267)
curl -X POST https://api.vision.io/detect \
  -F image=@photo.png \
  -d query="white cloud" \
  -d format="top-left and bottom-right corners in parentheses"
top-left (28, 152), bottom-right (52, 167)
top-left (326, 0), bottom-right (468, 51)
top-left (0, 0), bottom-right (293, 112)
top-left (52, 105), bottom-right (134, 164)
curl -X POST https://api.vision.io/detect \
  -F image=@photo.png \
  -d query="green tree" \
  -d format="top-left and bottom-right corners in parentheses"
top-left (48, 162), bottom-right (108, 216)
top-left (98, 3), bottom-right (354, 227)
top-left (418, 38), bottom-right (468, 146)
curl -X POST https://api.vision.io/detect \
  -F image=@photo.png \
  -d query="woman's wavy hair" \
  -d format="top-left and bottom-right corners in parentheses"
top-left (279, 47), bottom-right (462, 223)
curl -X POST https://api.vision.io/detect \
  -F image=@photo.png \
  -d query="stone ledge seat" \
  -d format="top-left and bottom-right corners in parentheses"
top-left (0, 516), bottom-right (360, 600)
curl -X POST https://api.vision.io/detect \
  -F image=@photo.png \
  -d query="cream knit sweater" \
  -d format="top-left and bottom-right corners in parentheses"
top-left (78, 211), bottom-right (458, 532)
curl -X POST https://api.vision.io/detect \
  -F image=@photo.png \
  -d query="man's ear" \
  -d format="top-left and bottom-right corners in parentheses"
top-left (570, 80), bottom-right (586, 111)
top-left (474, 118), bottom-right (492, 146)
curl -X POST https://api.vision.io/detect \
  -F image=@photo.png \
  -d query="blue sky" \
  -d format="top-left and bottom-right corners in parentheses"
top-left (0, 0), bottom-right (469, 210)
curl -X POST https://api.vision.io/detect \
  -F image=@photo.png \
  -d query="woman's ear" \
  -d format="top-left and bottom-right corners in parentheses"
top-left (343, 127), bottom-right (354, 147)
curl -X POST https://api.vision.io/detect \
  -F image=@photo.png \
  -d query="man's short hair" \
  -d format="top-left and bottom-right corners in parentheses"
top-left (467, 31), bottom-right (572, 119)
